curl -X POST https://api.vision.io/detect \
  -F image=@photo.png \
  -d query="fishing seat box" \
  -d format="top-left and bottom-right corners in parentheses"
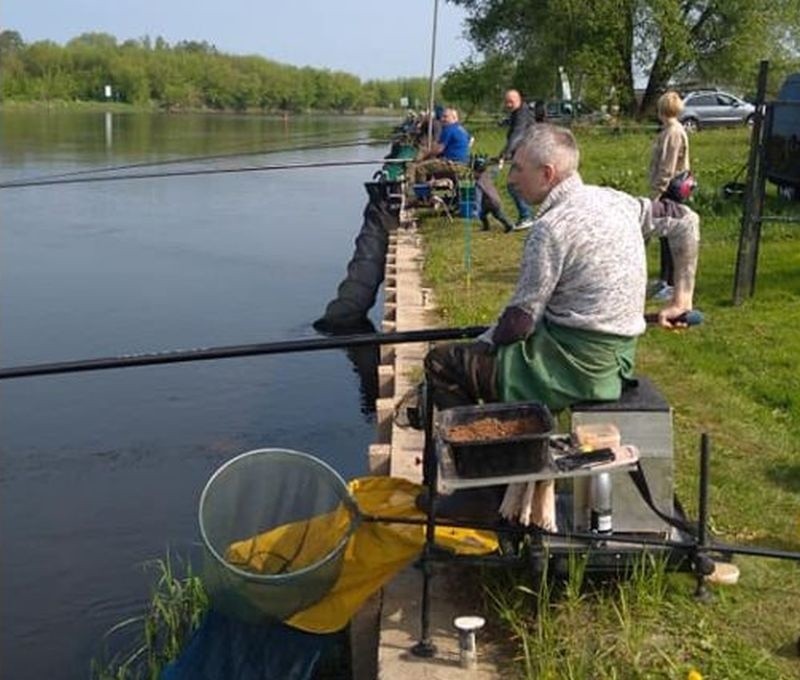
top-left (437, 402), bottom-right (555, 479)
top-left (569, 377), bottom-right (673, 536)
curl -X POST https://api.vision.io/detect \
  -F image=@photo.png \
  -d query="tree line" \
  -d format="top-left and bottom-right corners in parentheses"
top-left (0, 31), bottom-right (433, 112)
top-left (4, 1), bottom-right (799, 120)
top-left (444, 0), bottom-right (800, 116)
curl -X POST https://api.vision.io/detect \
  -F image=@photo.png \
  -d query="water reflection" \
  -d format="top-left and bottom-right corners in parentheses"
top-left (0, 110), bottom-right (390, 680)
top-left (319, 318), bottom-right (381, 416)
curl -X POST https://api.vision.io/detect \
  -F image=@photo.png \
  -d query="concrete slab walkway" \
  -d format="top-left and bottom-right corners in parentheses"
top-left (373, 224), bottom-right (502, 679)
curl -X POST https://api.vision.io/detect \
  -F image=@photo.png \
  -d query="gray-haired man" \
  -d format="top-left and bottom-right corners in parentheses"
top-left (424, 123), bottom-right (699, 412)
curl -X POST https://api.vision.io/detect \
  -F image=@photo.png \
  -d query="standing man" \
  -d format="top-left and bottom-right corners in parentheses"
top-left (499, 89), bottom-right (536, 230)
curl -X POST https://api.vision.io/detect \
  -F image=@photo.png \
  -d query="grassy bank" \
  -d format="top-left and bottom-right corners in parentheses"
top-left (422, 126), bottom-right (800, 678)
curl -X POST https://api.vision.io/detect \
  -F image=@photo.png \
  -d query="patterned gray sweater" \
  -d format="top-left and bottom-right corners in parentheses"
top-left (481, 173), bottom-right (700, 344)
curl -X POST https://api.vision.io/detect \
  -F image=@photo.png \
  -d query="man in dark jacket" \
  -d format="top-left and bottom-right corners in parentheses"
top-left (473, 157), bottom-right (515, 233)
top-left (499, 89), bottom-right (536, 230)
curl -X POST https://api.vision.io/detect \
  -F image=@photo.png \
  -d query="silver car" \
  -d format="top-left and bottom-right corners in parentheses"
top-left (679, 89), bottom-right (756, 132)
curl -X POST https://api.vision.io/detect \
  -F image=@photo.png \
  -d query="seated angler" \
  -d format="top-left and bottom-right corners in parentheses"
top-left (411, 107), bottom-right (472, 186)
top-left (423, 123), bottom-right (700, 413)
top-left (416, 124), bottom-right (699, 528)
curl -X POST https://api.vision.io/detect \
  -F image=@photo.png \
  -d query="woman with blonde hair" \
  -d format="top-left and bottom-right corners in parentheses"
top-left (649, 90), bottom-right (690, 299)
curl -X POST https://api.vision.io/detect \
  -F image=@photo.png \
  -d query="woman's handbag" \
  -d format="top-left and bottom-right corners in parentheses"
top-left (665, 170), bottom-right (697, 202)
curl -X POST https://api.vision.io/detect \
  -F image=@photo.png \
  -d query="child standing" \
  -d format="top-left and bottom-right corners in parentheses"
top-left (473, 157), bottom-right (515, 233)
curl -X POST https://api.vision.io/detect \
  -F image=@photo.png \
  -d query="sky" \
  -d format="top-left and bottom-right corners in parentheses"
top-left (2, 0), bottom-right (475, 80)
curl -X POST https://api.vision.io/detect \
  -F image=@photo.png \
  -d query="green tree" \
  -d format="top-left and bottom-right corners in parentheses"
top-left (0, 30), bottom-right (27, 100)
top-left (0, 28), bottom-right (436, 113)
top-left (451, 0), bottom-right (800, 116)
top-left (441, 54), bottom-right (514, 115)
top-left (23, 40), bottom-right (76, 101)
top-left (0, 29), bottom-right (25, 58)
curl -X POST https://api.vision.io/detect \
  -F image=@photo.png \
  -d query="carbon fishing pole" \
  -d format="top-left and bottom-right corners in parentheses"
top-left (0, 326), bottom-right (487, 380)
top-left (0, 310), bottom-right (703, 380)
top-left (0, 156), bottom-right (411, 190)
top-left (7, 135), bottom-right (390, 186)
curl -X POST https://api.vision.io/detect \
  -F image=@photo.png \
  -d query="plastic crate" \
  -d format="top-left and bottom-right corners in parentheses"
top-left (437, 402), bottom-right (555, 479)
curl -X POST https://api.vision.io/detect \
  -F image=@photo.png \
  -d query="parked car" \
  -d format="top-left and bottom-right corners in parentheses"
top-left (765, 73), bottom-right (800, 199)
top-left (534, 99), bottom-right (610, 124)
top-left (679, 89), bottom-right (756, 132)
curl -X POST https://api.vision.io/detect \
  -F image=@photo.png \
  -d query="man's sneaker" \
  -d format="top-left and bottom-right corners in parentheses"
top-left (649, 281), bottom-right (674, 301)
top-left (513, 218), bottom-right (534, 231)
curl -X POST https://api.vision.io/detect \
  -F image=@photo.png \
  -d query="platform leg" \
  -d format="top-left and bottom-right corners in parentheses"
top-left (694, 433), bottom-right (713, 601)
top-left (412, 381), bottom-right (438, 657)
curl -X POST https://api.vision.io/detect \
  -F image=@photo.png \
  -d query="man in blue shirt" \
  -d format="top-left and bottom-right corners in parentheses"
top-left (432, 108), bottom-right (471, 162)
top-left (411, 107), bottom-right (472, 184)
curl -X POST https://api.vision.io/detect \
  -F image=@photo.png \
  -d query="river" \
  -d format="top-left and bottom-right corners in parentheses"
top-left (0, 110), bottom-right (393, 679)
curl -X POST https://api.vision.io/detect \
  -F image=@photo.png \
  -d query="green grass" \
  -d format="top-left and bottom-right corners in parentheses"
top-left (422, 126), bottom-right (800, 677)
top-left (484, 553), bottom-right (795, 679)
top-left (91, 556), bottom-right (208, 680)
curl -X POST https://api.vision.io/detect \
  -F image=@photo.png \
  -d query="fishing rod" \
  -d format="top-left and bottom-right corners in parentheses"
top-left (0, 326), bottom-right (487, 380)
top-left (0, 310), bottom-right (703, 380)
top-left (10, 135), bottom-right (389, 186)
top-left (0, 157), bottom-right (411, 190)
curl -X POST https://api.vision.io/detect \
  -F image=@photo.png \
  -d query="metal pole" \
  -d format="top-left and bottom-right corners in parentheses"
top-left (412, 380), bottom-right (438, 657)
top-left (694, 433), bottom-right (713, 600)
top-left (748, 101), bottom-right (772, 296)
top-left (733, 60), bottom-right (770, 304)
top-left (361, 513), bottom-right (800, 563)
top-left (426, 0), bottom-right (439, 151)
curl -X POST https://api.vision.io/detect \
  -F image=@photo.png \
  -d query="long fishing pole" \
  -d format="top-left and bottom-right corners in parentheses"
top-left (0, 311), bottom-right (702, 380)
top-left (0, 326), bottom-right (487, 380)
top-left (10, 135), bottom-right (388, 185)
top-left (0, 157), bottom-right (411, 190)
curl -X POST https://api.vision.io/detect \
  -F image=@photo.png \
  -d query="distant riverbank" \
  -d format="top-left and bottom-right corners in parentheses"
top-left (0, 99), bottom-right (404, 118)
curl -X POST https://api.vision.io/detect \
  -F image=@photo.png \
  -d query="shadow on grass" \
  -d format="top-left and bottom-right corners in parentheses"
top-left (749, 266), bottom-right (800, 297)
top-left (772, 638), bottom-right (800, 661)
top-left (766, 463), bottom-right (800, 494)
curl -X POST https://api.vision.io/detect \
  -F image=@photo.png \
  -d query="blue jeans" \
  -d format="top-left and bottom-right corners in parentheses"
top-left (507, 182), bottom-right (532, 221)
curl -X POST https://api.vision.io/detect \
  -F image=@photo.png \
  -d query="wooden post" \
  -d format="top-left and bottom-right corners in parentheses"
top-left (733, 60), bottom-right (770, 305)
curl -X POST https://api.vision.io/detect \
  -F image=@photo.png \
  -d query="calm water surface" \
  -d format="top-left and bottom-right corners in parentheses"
top-left (0, 111), bottom-right (392, 679)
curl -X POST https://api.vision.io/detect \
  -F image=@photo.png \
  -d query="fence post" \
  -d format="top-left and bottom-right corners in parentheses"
top-left (733, 60), bottom-right (770, 305)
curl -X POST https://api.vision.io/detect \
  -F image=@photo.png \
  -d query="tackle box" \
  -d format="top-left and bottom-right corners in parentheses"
top-left (437, 402), bottom-right (554, 479)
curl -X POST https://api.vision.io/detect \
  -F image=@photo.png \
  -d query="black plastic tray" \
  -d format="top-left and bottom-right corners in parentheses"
top-left (437, 402), bottom-right (555, 479)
